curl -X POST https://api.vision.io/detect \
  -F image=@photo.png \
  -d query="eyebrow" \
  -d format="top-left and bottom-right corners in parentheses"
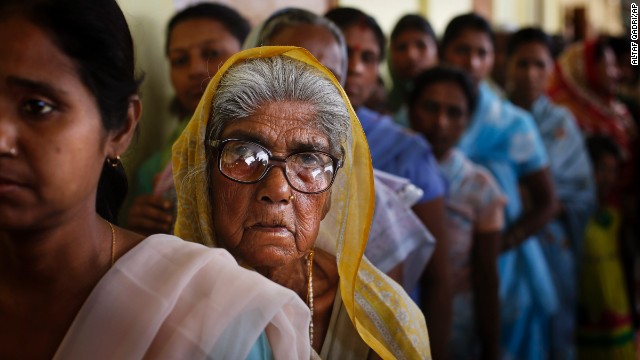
top-left (223, 129), bottom-right (330, 152)
top-left (168, 40), bottom-right (219, 53)
top-left (7, 76), bottom-right (69, 98)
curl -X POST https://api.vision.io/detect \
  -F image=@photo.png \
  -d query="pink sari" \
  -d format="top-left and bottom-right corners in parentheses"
top-left (53, 235), bottom-right (310, 359)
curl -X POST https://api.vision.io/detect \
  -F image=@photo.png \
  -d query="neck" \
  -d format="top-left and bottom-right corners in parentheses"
top-left (257, 256), bottom-right (309, 298)
top-left (509, 93), bottom-right (538, 110)
top-left (0, 212), bottom-right (111, 292)
top-left (435, 149), bottom-right (451, 162)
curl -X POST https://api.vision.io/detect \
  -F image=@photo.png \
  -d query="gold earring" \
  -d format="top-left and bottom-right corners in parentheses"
top-left (289, 194), bottom-right (295, 201)
top-left (106, 155), bottom-right (120, 168)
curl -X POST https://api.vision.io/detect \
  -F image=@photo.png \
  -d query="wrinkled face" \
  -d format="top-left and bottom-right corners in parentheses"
top-left (209, 101), bottom-right (332, 270)
top-left (594, 47), bottom-right (620, 98)
top-left (268, 24), bottom-right (344, 83)
top-left (342, 24), bottom-right (380, 108)
top-left (410, 81), bottom-right (469, 160)
top-left (507, 42), bottom-right (553, 105)
top-left (168, 18), bottom-right (241, 113)
top-left (390, 29), bottom-right (438, 79)
top-left (0, 17), bottom-right (113, 230)
top-left (442, 29), bottom-right (494, 88)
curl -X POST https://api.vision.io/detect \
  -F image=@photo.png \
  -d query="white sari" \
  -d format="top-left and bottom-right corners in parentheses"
top-left (53, 234), bottom-right (310, 359)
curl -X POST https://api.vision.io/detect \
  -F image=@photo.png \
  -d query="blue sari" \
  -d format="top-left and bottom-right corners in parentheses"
top-left (530, 95), bottom-right (596, 360)
top-left (458, 82), bottom-right (558, 360)
top-left (357, 106), bottom-right (446, 204)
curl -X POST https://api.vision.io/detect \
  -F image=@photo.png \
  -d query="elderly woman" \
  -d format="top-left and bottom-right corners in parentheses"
top-left (0, 0), bottom-right (309, 358)
top-left (172, 47), bottom-right (430, 359)
top-left (244, 7), bottom-right (434, 295)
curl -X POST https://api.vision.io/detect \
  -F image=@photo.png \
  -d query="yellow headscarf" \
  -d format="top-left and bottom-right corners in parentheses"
top-left (172, 46), bottom-right (430, 360)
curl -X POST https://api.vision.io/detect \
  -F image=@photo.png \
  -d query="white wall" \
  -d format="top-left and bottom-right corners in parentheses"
top-left (117, 0), bottom-right (175, 172)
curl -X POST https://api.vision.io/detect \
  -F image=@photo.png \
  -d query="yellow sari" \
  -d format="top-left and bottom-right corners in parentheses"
top-left (172, 46), bottom-right (430, 360)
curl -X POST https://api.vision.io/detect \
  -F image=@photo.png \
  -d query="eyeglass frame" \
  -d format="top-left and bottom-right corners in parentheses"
top-left (208, 138), bottom-right (344, 194)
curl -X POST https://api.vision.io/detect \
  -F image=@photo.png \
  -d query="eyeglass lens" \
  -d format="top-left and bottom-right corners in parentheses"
top-left (219, 140), bottom-right (336, 193)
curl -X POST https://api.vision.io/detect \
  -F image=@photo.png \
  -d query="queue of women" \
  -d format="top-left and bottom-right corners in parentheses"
top-left (0, 0), bottom-right (637, 359)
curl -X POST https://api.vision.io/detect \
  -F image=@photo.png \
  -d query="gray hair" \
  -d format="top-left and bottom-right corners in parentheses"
top-left (207, 55), bottom-right (351, 157)
top-left (253, 8), bottom-right (347, 86)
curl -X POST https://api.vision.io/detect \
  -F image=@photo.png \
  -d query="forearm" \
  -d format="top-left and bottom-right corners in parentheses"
top-left (472, 269), bottom-right (500, 360)
top-left (503, 168), bottom-right (558, 251)
top-left (472, 231), bottom-right (501, 360)
top-left (503, 201), bottom-right (558, 251)
top-left (420, 265), bottom-right (452, 360)
top-left (413, 197), bottom-right (452, 359)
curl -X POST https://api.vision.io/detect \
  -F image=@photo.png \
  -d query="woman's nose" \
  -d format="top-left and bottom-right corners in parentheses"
top-left (256, 166), bottom-right (293, 204)
top-left (189, 56), bottom-right (209, 79)
top-left (0, 108), bottom-right (18, 157)
top-left (348, 55), bottom-right (364, 76)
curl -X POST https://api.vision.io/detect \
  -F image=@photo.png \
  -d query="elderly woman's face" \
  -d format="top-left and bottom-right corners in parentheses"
top-left (209, 101), bottom-right (332, 270)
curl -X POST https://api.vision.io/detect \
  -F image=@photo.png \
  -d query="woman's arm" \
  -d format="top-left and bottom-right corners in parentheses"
top-left (471, 231), bottom-right (501, 360)
top-left (503, 167), bottom-right (559, 251)
top-left (414, 196), bottom-right (452, 360)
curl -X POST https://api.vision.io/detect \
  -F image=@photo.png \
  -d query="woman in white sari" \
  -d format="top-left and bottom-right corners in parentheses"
top-left (0, 0), bottom-right (309, 358)
top-left (172, 46), bottom-right (431, 359)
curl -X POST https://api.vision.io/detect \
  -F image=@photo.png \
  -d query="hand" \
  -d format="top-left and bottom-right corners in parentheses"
top-left (127, 194), bottom-right (174, 236)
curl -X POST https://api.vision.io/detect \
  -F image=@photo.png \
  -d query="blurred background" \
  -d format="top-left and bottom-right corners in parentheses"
top-left (117, 0), bottom-right (632, 173)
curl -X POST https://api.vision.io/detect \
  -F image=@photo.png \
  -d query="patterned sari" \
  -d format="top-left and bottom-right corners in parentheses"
top-left (171, 46), bottom-right (430, 360)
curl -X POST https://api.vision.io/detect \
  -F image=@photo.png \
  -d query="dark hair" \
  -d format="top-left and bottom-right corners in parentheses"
top-left (391, 14), bottom-right (435, 42)
top-left (586, 135), bottom-right (623, 164)
top-left (441, 13), bottom-right (495, 53)
top-left (408, 65), bottom-right (477, 113)
top-left (506, 27), bottom-right (552, 58)
top-left (166, 3), bottom-right (250, 54)
top-left (325, 7), bottom-right (386, 63)
top-left (1, 0), bottom-right (142, 224)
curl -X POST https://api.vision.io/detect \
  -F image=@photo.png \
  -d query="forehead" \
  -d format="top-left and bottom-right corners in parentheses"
top-left (393, 29), bottom-right (434, 43)
top-left (0, 17), bottom-right (79, 90)
top-left (169, 18), bottom-right (238, 50)
top-left (268, 24), bottom-right (343, 78)
top-left (510, 42), bottom-right (551, 60)
top-left (450, 29), bottom-right (493, 50)
top-left (419, 81), bottom-right (468, 107)
top-left (219, 101), bottom-right (330, 151)
top-left (342, 24), bottom-right (379, 54)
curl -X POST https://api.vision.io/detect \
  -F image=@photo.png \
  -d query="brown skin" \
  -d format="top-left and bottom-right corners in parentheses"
top-left (209, 101), bottom-right (339, 352)
top-left (268, 24), bottom-right (344, 83)
top-left (506, 42), bottom-right (554, 111)
top-left (442, 28), bottom-right (557, 252)
top-left (594, 47), bottom-right (621, 99)
top-left (409, 82), bottom-right (469, 160)
top-left (342, 21), bottom-right (452, 359)
top-left (441, 29), bottom-right (495, 89)
top-left (127, 18), bottom-right (242, 236)
top-left (342, 24), bottom-right (381, 108)
top-left (390, 29), bottom-right (438, 80)
top-left (168, 18), bottom-right (242, 113)
top-left (471, 232), bottom-right (501, 360)
top-left (502, 169), bottom-right (558, 251)
top-left (0, 17), bottom-right (142, 359)
top-left (411, 81), bottom-right (499, 359)
top-left (412, 198), bottom-right (451, 360)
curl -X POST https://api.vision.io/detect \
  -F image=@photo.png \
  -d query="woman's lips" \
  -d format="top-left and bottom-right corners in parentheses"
top-left (0, 176), bottom-right (27, 195)
top-left (247, 222), bottom-right (293, 235)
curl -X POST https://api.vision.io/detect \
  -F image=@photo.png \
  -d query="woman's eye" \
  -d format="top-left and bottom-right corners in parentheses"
top-left (297, 153), bottom-right (324, 167)
top-left (170, 55), bottom-right (188, 68)
top-left (203, 49), bottom-right (221, 60)
top-left (22, 99), bottom-right (55, 115)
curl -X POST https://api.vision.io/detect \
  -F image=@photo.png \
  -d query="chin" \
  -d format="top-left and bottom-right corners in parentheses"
top-left (238, 246), bottom-right (297, 270)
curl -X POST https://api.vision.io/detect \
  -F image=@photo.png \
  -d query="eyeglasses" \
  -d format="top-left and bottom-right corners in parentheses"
top-left (209, 139), bottom-right (343, 194)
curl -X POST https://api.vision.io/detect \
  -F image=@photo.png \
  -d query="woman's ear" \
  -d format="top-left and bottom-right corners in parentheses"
top-left (108, 95), bottom-right (141, 156)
